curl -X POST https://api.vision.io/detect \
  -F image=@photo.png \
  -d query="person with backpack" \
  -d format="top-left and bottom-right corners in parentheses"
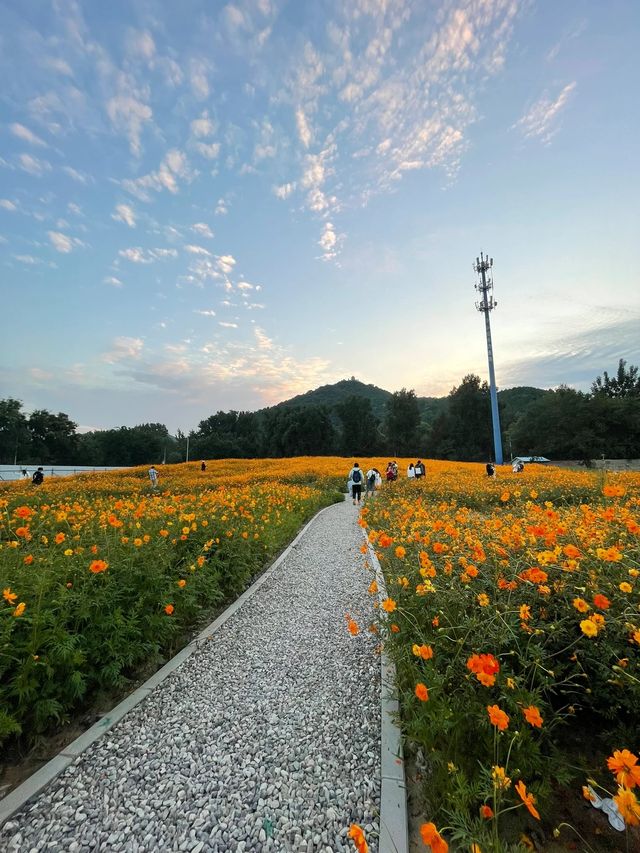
top-left (32, 467), bottom-right (44, 485)
top-left (366, 467), bottom-right (377, 498)
top-left (348, 462), bottom-right (364, 505)
top-left (415, 460), bottom-right (426, 479)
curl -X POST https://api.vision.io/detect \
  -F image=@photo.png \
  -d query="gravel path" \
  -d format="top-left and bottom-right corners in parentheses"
top-left (1, 501), bottom-right (380, 853)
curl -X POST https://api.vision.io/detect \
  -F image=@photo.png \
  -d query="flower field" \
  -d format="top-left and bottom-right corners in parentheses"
top-left (0, 458), bottom-right (347, 746)
top-left (361, 461), bottom-right (640, 851)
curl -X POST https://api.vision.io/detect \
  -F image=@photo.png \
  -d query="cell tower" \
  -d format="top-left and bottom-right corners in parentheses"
top-left (474, 252), bottom-right (504, 465)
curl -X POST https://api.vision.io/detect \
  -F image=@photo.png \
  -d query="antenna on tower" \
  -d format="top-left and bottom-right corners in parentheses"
top-left (473, 251), bottom-right (503, 465)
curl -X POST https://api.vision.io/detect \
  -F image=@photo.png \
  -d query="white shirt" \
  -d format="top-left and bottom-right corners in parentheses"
top-left (407, 466), bottom-right (415, 478)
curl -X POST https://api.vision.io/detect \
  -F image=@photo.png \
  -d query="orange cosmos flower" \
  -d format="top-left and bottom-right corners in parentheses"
top-left (15, 526), bottom-right (30, 538)
top-left (348, 824), bottom-right (368, 853)
top-left (572, 598), bottom-right (589, 613)
top-left (632, 629), bottom-right (640, 646)
top-left (419, 822), bottom-right (448, 853)
top-left (563, 544), bottom-right (581, 559)
top-left (593, 593), bottom-right (610, 610)
top-left (519, 604), bottom-right (531, 621)
top-left (480, 804), bottom-right (494, 819)
top-left (515, 780), bottom-right (540, 820)
top-left (89, 559), bottom-right (109, 574)
top-left (395, 546), bottom-right (406, 559)
top-left (13, 602), bottom-right (26, 617)
top-left (620, 582), bottom-right (632, 593)
top-left (390, 623), bottom-right (400, 633)
top-left (500, 491), bottom-right (510, 502)
top-left (54, 532), bottom-right (65, 544)
top-left (415, 683), bottom-right (429, 702)
top-left (582, 786), bottom-right (595, 802)
top-left (378, 534), bottom-right (393, 548)
top-left (23, 555), bottom-right (34, 565)
top-left (368, 579), bottom-right (378, 595)
top-left (381, 597), bottom-right (397, 613)
top-left (15, 506), bottom-right (34, 519)
top-left (477, 593), bottom-right (490, 607)
top-left (467, 654), bottom-right (500, 687)
top-left (607, 750), bottom-right (640, 789)
top-left (614, 787), bottom-right (640, 826)
top-left (416, 644), bottom-right (434, 660)
top-left (177, 579), bottom-right (187, 589)
top-left (164, 604), bottom-right (174, 615)
top-left (3, 588), bottom-right (17, 604)
top-left (596, 546), bottom-right (622, 562)
top-left (432, 616), bottom-right (440, 627)
top-left (487, 705), bottom-right (509, 731)
top-left (347, 619), bottom-right (360, 636)
top-left (580, 619), bottom-right (598, 638)
top-left (522, 705), bottom-right (543, 728)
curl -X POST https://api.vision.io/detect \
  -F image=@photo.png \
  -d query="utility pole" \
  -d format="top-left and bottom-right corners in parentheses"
top-left (474, 251), bottom-right (503, 466)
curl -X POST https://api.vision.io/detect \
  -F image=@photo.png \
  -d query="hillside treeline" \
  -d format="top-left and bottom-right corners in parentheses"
top-left (1, 360), bottom-right (639, 466)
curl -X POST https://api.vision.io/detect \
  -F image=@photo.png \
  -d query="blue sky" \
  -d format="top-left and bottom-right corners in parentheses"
top-left (1, 0), bottom-right (639, 432)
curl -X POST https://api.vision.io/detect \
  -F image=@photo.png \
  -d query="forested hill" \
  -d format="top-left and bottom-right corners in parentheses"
top-left (268, 377), bottom-right (450, 426)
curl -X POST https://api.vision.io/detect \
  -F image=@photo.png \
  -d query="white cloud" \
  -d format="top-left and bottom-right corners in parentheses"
top-left (195, 142), bottom-right (221, 159)
top-left (62, 166), bottom-right (92, 184)
top-left (190, 113), bottom-right (216, 137)
top-left (10, 123), bottom-right (47, 147)
top-left (44, 56), bottom-right (74, 76)
top-left (273, 182), bottom-right (295, 199)
top-left (118, 247), bottom-right (178, 263)
top-left (215, 198), bottom-right (228, 215)
top-left (103, 336), bottom-right (144, 363)
top-left (192, 222), bottom-right (214, 238)
top-left (14, 254), bottom-right (41, 265)
top-left (219, 321), bottom-right (239, 328)
top-left (195, 309), bottom-right (216, 316)
top-left (126, 29), bottom-right (156, 61)
top-left (48, 231), bottom-right (74, 253)
top-left (185, 244), bottom-right (212, 256)
top-left (104, 276), bottom-right (123, 287)
top-left (112, 204), bottom-right (136, 227)
top-left (295, 108), bottom-right (312, 148)
top-left (19, 153), bottom-right (51, 176)
top-left (224, 5), bottom-right (247, 30)
top-left (0, 199), bottom-right (17, 211)
top-left (122, 148), bottom-right (192, 200)
top-left (237, 281), bottom-right (254, 291)
top-left (512, 82), bottom-right (577, 144)
top-left (217, 254), bottom-right (236, 274)
top-left (190, 59), bottom-right (211, 99)
top-left (318, 222), bottom-right (343, 261)
top-left (106, 95), bottom-right (153, 156)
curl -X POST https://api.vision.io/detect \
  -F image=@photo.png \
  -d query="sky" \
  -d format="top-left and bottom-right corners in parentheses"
top-left (1, 0), bottom-right (639, 433)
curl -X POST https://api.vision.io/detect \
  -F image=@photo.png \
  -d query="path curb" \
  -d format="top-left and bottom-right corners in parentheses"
top-left (0, 501), bottom-right (338, 829)
top-left (364, 531), bottom-right (410, 853)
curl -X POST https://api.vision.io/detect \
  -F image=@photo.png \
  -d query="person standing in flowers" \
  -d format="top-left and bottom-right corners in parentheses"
top-left (148, 465), bottom-right (159, 488)
top-left (348, 462), bottom-right (364, 505)
top-left (407, 463), bottom-right (416, 479)
top-left (486, 461), bottom-right (495, 478)
top-left (415, 459), bottom-right (426, 478)
top-left (200, 461), bottom-right (207, 472)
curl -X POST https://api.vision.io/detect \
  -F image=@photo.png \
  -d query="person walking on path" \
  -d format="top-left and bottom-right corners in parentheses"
top-left (407, 463), bottom-right (415, 479)
top-left (366, 467), bottom-right (377, 498)
top-left (148, 465), bottom-right (159, 488)
top-left (348, 461), bottom-right (364, 505)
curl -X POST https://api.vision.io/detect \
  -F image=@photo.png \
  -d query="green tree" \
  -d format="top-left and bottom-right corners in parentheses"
top-left (429, 375), bottom-right (494, 461)
top-left (591, 359), bottom-right (640, 398)
top-left (335, 396), bottom-right (380, 455)
top-left (385, 388), bottom-right (421, 455)
top-left (27, 410), bottom-right (78, 464)
top-left (0, 398), bottom-right (30, 464)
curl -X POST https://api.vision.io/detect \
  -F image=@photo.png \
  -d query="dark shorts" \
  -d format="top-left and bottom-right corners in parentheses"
top-left (352, 484), bottom-right (362, 499)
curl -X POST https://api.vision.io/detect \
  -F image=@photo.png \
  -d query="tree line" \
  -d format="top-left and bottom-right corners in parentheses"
top-left (1, 360), bottom-right (639, 467)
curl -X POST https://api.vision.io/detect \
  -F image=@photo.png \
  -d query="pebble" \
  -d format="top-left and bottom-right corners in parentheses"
top-left (0, 501), bottom-right (381, 851)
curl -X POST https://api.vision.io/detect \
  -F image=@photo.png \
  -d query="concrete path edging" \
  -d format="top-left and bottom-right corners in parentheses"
top-left (0, 500), bottom-right (339, 829)
top-left (364, 530), bottom-right (410, 853)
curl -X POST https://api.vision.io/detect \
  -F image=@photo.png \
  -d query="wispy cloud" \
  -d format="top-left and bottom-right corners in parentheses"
top-left (118, 246), bottom-right (178, 263)
top-left (512, 82), bottom-right (577, 144)
top-left (48, 230), bottom-right (83, 252)
top-left (104, 276), bottom-right (123, 287)
top-left (106, 95), bottom-right (153, 156)
top-left (103, 336), bottom-right (144, 363)
top-left (192, 222), bottom-right (214, 238)
top-left (19, 153), bottom-right (51, 176)
top-left (112, 203), bottom-right (136, 227)
top-left (219, 321), bottom-right (238, 328)
top-left (0, 199), bottom-right (18, 211)
top-left (122, 148), bottom-right (192, 200)
top-left (10, 123), bottom-right (47, 147)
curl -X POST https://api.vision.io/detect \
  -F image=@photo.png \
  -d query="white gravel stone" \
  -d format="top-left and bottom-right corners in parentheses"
top-left (0, 501), bottom-right (381, 851)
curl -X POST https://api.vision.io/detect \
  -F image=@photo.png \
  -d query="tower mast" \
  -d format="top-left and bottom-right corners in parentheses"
top-left (474, 252), bottom-right (503, 465)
